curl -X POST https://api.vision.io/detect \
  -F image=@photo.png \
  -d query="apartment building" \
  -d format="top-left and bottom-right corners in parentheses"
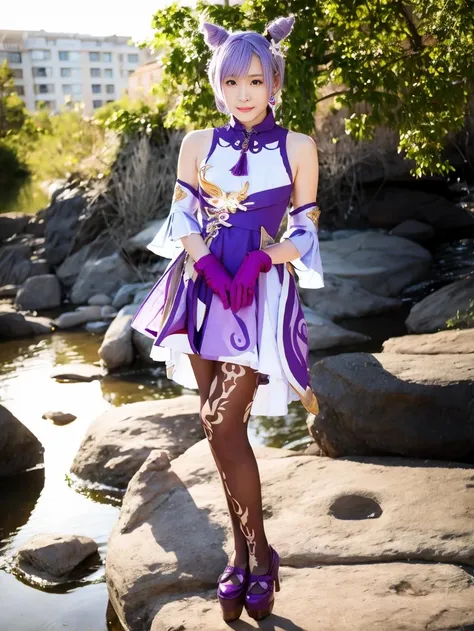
top-left (0, 29), bottom-right (153, 115)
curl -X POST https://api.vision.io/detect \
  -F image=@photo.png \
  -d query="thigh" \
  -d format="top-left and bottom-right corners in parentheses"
top-left (201, 361), bottom-right (259, 441)
top-left (188, 353), bottom-right (217, 408)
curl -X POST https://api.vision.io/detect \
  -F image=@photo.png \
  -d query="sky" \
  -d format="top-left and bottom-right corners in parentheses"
top-left (2, 0), bottom-right (174, 44)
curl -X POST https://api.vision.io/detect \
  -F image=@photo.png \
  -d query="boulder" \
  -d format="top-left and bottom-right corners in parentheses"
top-left (0, 405), bottom-right (44, 476)
top-left (383, 328), bottom-right (474, 354)
top-left (131, 329), bottom-right (155, 364)
top-left (319, 233), bottom-right (432, 297)
top-left (406, 275), bottom-right (474, 333)
top-left (28, 259), bottom-right (51, 276)
top-left (0, 305), bottom-right (55, 341)
top-left (361, 186), bottom-right (474, 229)
top-left (0, 244), bottom-right (32, 286)
top-left (0, 284), bottom-right (20, 298)
top-left (13, 534), bottom-right (98, 582)
top-left (55, 311), bottom-right (92, 329)
top-left (106, 440), bottom-right (474, 631)
top-left (101, 305), bottom-right (117, 319)
top-left (0, 212), bottom-right (29, 242)
top-left (56, 235), bottom-right (117, 289)
top-left (389, 219), bottom-right (435, 241)
top-left (302, 306), bottom-right (370, 349)
top-left (70, 253), bottom-right (138, 305)
top-left (98, 304), bottom-right (138, 371)
top-left (50, 363), bottom-right (104, 382)
top-left (85, 321), bottom-right (110, 334)
top-left (70, 395), bottom-right (203, 489)
top-left (308, 352), bottom-right (474, 462)
top-left (301, 274), bottom-right (402, 321)
top-left (126, 219), bottom-right (166, 253)
top-left (88, 293), bottom-right (112, 306)
top-left (43, 189), bottom-right (86, 266)
top-left (113, 282), bottom-right (154, 309)
top-left (14, 274), bottom-right (62, 310)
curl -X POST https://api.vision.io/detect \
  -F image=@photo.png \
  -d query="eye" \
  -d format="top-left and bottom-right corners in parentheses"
top-left (225, 79), bottom-right (236, 86)
top-left (251, 80), bottom-right (263, 85)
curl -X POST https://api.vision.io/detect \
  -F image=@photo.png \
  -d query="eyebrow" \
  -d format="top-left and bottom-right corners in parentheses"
top-left (227, 74), bottom-right (264, 78)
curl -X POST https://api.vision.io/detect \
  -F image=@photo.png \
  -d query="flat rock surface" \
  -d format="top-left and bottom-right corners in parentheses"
top-left (151, 563), bottom-right (474, 631)
top-left (383, 328), bottom-right (474, 354)
top-left (106, 440), bottom-right (474, 631)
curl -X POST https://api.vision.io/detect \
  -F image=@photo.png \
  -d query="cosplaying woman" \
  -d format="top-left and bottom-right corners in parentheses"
top-left (131, 14), bottom-right (324, 622)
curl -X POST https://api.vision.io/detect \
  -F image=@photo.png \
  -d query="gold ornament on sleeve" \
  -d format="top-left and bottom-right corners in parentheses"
top-left (306, 206), bottom-right (321, 230)
top-left (172, 182), bottom-right (188, 203)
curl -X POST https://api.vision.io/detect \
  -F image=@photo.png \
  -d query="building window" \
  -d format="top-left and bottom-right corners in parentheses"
top-left (128, 53), bottom-right (139, 63)
top-left (60, 67), bottom-right (81, 78)
top-left (36, 100), bottom-right (56, 110)
top-left (32, 67), bottom-right (52, 78)
top-left (106, 99), bottom-right (115, 103)
top-left (34, 84), bottom-right (54, 95)
top-left (31, 50), bottom-right (51, 61)
top-left (102, 52), bottom-right (112, 62)
top-left (11, 68), bottom-right (23, 79)
top-left (62, 84), bottom-right (82, 95)
top-left (92, 99), bottom-right (103, 108)
top-left (0, 51), bottom-right (22, 63)
top-left (90, 68), bottom-right (101, 77)
top-left (59, 51), bottom-right (80, 62)
top-left (128, 69), bottom-right (135, 76)
top-left (89, 52), bottom-right (100, 62)
top-left (91, 84), bottom-right (101, 94)
top-left (104, 68), bottom-right (113, 78)
top-left (105, 84), bottom-right (115, 94)
top-left (15, 85), bottom-right (25, 96)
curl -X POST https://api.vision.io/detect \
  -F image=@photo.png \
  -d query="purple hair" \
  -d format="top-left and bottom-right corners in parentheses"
top-left (199, 16), bottom-right (295, 114)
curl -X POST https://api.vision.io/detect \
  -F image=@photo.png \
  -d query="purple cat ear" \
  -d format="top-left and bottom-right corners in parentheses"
top-left (266, 15), bottom-right (295, 44)
top-left (199, 21), bottom-right (230, 49)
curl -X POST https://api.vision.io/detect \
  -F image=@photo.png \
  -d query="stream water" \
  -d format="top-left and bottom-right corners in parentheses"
top-left (0, 230), bottom-right (472, 630)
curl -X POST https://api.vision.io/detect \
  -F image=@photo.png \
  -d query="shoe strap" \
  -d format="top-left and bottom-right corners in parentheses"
top-left (218, 564), bottom-right (247, 584)
top-left (248, 572), bottom-right (275, 591)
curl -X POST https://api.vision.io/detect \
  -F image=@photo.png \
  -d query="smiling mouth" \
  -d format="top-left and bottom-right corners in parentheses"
top-left (237, 106), bottom-right (254, 111)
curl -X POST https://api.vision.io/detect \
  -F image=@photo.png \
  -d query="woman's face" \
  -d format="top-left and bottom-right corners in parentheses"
top-left (222, 53), bottom-right (278, 124)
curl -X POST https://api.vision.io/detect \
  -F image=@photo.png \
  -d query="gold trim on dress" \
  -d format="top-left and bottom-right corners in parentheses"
top-left (306, 207), bottom-right (321, 230)
top-left (173, 182), bottom-right (188, 202)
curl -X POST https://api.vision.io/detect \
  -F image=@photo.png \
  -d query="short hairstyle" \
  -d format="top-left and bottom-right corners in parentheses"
top-left (199, 16), bottom-right (295, 113)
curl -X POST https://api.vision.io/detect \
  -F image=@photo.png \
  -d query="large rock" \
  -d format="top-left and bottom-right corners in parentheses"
top-left (113, 283), bottom-right (154, 309)
top-left (406, 274), bottom-right (474, 333)
top-left (303, 306), bottom-right (370, 349)
top-left (126, 219), bottom-right (166, 254)
top-left (0, 212), bottom-right (29, 242)
top-left (150, 563), bottom-right (474, 631)
top-left (361, 186), bottom-right (474, 229)
top-left (308, 352), bottom-right (474, 462)
top-left (383, 328), bottom-right (474, 354)
top-left (0, 244), bottom-right (32, 286)
top-left (13, 534), bottom-right (98, 582)
top-left (14, 274), bottom-right (62, 310)
top-left (98, 304), bottom-right (138, 370)
top-left (70, 253), bottom-right (138, 305)
top-left (70, 395), bottom-right (203, 489)
top-left (0, 305), bottom-right (55, 341)
top-left (0, 405), bottom-right (44, 476)
top-left (301, 274), bottom-right (402, 321)
top-left (43, 189), bottom-right (86, 266)
top-left (56, 235), bottom-right (117, 289)
top-left (319, 233), bottom-right (432, 297)
top-left (389, 219), bottom-right (435, 241)
top-left (106, 440), bottom-right (474, 631)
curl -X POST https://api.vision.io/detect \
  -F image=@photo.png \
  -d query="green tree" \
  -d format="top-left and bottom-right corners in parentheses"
top-left (0, 60), bottom-right (28, 138)
top-left (149, 0), bottom-right (474, 177)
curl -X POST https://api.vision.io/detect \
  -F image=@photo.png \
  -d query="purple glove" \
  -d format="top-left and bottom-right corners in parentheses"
top-left (194, 252), bottom-right (232, 310)
top-left (230, 249), bottom-right (272, 313)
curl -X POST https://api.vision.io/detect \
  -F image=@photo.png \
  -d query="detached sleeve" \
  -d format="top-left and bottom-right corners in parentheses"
top-left (147, 178), bottom-right (202, 259)
top-left (279, 201), bottom-right (324, 289)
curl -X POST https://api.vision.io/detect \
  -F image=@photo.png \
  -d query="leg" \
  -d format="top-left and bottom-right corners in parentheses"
top-left (188, 354), bottom-right (249, 570)
top-left (200, 361), bottom-right (270, 575)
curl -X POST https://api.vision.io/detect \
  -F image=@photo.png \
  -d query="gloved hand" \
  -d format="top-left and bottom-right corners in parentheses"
top-left (194, 252), bottom-right (233, 310)
top-left (230, 249), bottom-right (272, 312)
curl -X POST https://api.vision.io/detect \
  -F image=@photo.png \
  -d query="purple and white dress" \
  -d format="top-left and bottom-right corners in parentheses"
top-left (131, 106), bottom-right (324, 417)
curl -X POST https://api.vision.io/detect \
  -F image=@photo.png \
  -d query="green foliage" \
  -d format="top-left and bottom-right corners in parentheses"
top-left (149, 0), bottom-right (474, 176)
top-left (95, 96), bottom-right (169, 145)
top-left (446, 298), bottom-right (474, 329)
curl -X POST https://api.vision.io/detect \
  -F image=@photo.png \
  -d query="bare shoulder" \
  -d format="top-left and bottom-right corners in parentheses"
top-left (286, 131), bottom-right (318, 180)
top-left (181, 128), bottom-right (214, 166)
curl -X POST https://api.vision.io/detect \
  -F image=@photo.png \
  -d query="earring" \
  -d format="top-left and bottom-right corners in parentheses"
top-left (269, 93), bottom-right (276, 107)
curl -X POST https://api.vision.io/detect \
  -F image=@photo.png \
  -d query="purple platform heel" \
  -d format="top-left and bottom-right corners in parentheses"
top-left (245, 545), bottom-right (281, 620)
top-left (217, 564), bottom-right (249, 622)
